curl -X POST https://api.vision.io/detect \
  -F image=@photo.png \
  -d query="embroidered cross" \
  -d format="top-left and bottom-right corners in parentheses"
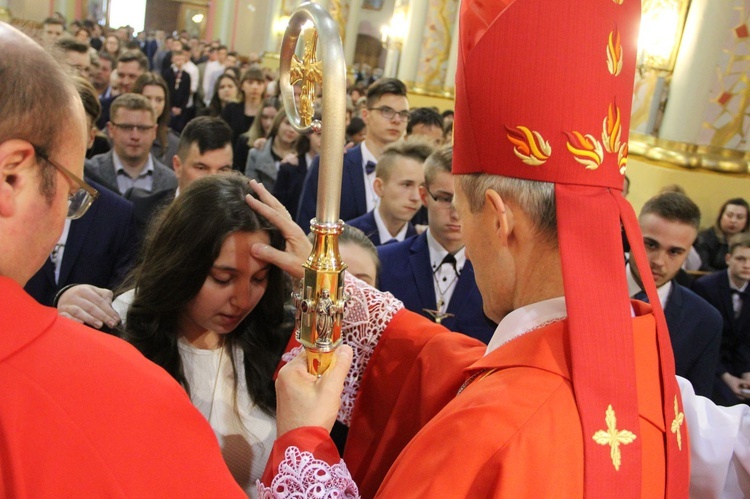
top-left (671, 396), bottom-right (685, 451)
top-left (592, 404), bottom-right (637, 471)
top-left (289, 28), bottom-right (322, 127)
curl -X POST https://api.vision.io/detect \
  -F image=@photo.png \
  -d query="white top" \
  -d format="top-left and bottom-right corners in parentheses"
top-left (483, 296), bottom-right (750, 498)
top-left (182, 60), bottom-right (199, 108)
top-left (113, 290), bottom-right (276, 496)
top-left (426, 229), bottom-right (465, 314)
top-left (373, 207), bottom-right (409, 244)
top-left (360, 141), bottom-right (379, 212)
top-left (178, 339), bottom-right (276, 497)
top-left (112, 288), bottom-right (134, 324)
top-left (202, 60), bottom-right (225, 106)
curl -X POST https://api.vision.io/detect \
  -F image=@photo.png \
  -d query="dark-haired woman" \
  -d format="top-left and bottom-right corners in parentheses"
top-left (200, 72), bottom-right (240, 118)
top-left (695, 198), bottom-right (750, 271)
top-left (132, 72), bottom-right (179, 166)
top-left (244, 110), bottom-right (299, 193)
top-left (119, 175), bottom-right (292, 494)
top-left (273, 116), bottom-right (321, 218)
top-left (221, 66), bottom-right (267, 147)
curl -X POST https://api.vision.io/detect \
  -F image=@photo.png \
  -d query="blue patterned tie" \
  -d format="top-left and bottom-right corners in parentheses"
top-left (365, 161), bottom-right (376, 175)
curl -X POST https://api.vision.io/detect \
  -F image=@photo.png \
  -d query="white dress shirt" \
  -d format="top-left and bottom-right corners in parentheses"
top-left (425, 230), bottom-right (466, 314)
top-left (373, 208), bottom-right (409, 244)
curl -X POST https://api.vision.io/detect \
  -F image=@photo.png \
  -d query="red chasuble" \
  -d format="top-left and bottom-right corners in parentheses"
top-left (265, 301), bottom-right (678, 498)
top-left (0, 277), bottom-right (245, 496)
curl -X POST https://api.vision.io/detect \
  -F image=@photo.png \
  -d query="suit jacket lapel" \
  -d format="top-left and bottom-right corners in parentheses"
top-left (663, 284), bottom-right (682, 341)
top-left (40, 257), bottom-right (56, 289)
top-left (99, 152), bottom-right (119, 192)
top-left (347, 146), bottom-right (367, 215)
top-left (447, 260), bottom-right (474, 317)
top-left (410, 233), bottom-right (436, 310)
top-left (717, 275), bottom-right (739, 334)
top-left (57, 218), bottom-right (90, 287)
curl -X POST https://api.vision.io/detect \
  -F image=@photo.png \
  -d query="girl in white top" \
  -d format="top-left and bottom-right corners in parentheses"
top-left (122, 174), bottom-right (290, 496)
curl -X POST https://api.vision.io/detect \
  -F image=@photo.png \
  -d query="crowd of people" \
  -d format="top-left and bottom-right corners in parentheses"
top-left (1, 3), bottom-right (749, 496)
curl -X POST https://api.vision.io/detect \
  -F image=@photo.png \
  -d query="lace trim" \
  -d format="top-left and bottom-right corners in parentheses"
top-left (337, 273), bottom-right (402, 425)
top-left (256, 446), bottom-right (359, 498)
top-left (280, 274), bottom-right (403, 426)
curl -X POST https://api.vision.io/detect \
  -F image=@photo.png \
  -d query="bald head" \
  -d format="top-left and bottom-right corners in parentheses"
top-left (0, 22), bottom-right (88, 285)
top-left (0, 22), bottom-right (81, 157)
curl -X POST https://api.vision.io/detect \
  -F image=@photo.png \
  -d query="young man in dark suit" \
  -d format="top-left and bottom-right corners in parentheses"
top-left (24, 77), bottom-right (136, 316)
top-left (627, 192), bottom-right (722, 397)
top-left (296, 78), bottom-right (409, 230)
top-left (163, 48), bottom-right (192, 133)
top-left (348, 139), bottom-right (433, 246)
top-left (376, 146), bottom-right (496, 344)
top-left (693, 232), bottom-right (750, 404)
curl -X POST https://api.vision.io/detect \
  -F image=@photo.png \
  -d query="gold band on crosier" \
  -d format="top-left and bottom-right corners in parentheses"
top-left (280, 2), bottom-right (348, 376)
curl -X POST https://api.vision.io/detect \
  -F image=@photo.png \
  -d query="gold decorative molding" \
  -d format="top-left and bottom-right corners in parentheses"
top-left (402, 80), bottom-right (455, 99)
top-left (629, 131), bottom-right (750, 174)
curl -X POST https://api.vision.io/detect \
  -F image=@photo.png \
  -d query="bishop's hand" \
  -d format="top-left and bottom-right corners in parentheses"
top-left (246, 179), bottom-right (312, 280)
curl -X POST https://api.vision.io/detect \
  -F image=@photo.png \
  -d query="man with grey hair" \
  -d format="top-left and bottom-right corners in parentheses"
top-left (86, 93), bottom-right (176, 195)
top-left (251, 0), bottom-right (737, 496)
top-left (0, 22), bottom-right (244, 495)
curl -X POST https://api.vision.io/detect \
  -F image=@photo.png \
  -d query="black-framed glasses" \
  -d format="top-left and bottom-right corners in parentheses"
top-left (426, 188), bottom-right (454, 208)
top-left (34, 146), bottom-right (99, 220)
top-left (110, 122), bottom-right (156, 133)
top-left (368, 106), bottom-right (410, 121)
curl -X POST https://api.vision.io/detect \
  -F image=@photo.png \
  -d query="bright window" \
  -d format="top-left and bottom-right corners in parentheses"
top-left (109, 0), bottom-right (146, 34)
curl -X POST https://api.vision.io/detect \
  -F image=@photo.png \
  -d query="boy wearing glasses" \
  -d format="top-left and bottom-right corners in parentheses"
top-left (376, 146), bottom-right (496, 344)
top-left (348, 138), bottom-right (433, 246)
top-left (86, 93), bottom-right (176, 196)
top-left (296, 77), bottom-right (410, 231)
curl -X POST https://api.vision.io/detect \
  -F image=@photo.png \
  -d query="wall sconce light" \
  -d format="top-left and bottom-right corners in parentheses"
top-left (381, 10), bottom-right (407, 49)
top-left (274, 15), bottom-right (291, 37)
top-left (191, 13), bottom-right (204, 24)
top-left (637, 0), bottom-right (690, 72)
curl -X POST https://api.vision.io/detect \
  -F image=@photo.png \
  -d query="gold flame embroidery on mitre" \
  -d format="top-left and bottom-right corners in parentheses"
top-left (617, 142), bottom-right (628, 174)
top-left (506, 125), bottom-right (551, 166)
top-left (607, 28), bottom-right (623, 76)
top-left (592, 404), bottom-right (637, 471)
top-left (602, 101), bottom-right (623, 154)
top-left (565, 131), bottom-right (604, 170)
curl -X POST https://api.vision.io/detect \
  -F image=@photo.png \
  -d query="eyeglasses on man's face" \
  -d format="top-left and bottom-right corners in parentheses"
top-left (110, 122), bottom-right (156, 133)
top-left (426, 188), bottom-right (454, 207)
top-left (368, 106), bottom-right (410, 121)
top-left (33, 146), bottom-right (99, 220)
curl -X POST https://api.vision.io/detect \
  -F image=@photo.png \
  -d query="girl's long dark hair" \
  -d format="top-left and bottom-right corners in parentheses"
top-left (123, 174), bottom-right (288, 415)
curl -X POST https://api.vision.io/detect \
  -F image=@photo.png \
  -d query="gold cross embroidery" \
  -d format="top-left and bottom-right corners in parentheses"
top-left (671, 396), bottom-right (685, 451)
top-left (289, 28), bottom-right (322, 128)
top-left (592, 404), bottom-right (637, 471)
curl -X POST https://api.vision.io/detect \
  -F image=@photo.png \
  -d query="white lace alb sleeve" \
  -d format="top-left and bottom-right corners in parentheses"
top-left (256, 447), bottom-right (359, 498)
top-left (678, 376), bottom-right (750, 498)
top-left (281, 273), bottom-right (403, 426)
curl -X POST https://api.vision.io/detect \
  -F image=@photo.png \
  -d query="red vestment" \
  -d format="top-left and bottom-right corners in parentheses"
top-left (0, 277), bottom-right (245, 497)
top-left (264, 301), bottom-right (673, 498)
